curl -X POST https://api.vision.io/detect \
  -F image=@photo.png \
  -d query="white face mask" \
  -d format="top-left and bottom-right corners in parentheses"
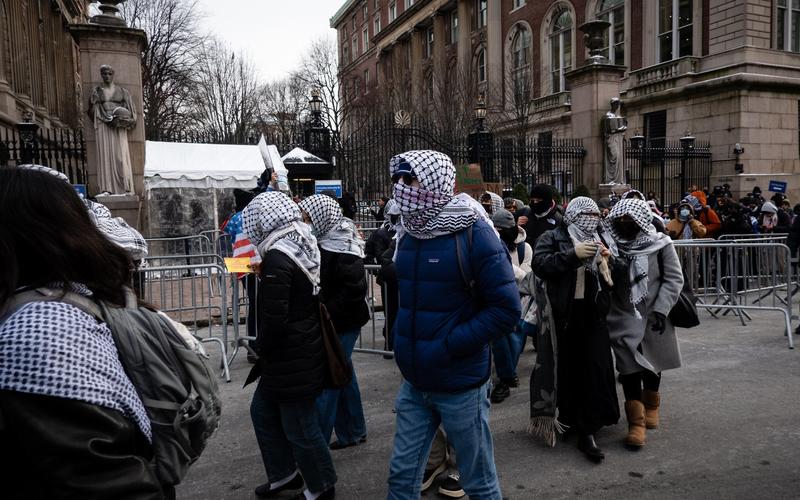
top-left (679, 209), bottom-right (691, 220)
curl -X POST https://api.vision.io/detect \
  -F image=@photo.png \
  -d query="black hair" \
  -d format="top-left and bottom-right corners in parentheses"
top-left (0, 168), bottom-right (133, 308)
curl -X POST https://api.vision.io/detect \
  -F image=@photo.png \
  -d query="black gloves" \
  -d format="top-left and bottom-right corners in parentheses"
top-left (651, 312), bottom-right (666, 334)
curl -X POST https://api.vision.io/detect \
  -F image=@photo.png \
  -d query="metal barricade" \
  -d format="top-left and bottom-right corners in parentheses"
top-left (672, 240), bottom-right (794, 348)
top-left (200, 230), bottom-right (234, 257)
top-left (357, 265), bottom-right (393, 356)
top-left (145, 235), bottom-right (214, 258)
top-left (139, 263), bottom-right (232, 380)
top-left (719, 233), bottom-right (788, 242)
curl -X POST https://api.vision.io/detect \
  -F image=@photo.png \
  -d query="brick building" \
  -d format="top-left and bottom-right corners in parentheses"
top-left (331, 0), bottom-right (800, 201)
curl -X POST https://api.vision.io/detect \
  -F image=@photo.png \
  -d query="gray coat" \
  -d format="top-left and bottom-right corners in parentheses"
top-left (606, 241), bottom-right (684, 375)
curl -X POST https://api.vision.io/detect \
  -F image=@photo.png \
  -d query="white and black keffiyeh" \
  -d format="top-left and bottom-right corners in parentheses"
top-left (85, 199), bottom-right (148, 261)
top-left (382, 199), bottom-right (400, 230)
top-left (17, 163), bottom-right (71, 184)
top-left (486, 191), bottom-right (504, 214)
top-left (242, 192), bottom-right (321, 293)
top-left (604, 198), bottom-right (671, 315)
top-left (0, 282), bottom-right (152, 441)
top-left (389, 150), bottom-right (489, 240)
top-left (299, 194), bottom-right (365, 258)
top-left (565, 197), bottom-right (603, 276)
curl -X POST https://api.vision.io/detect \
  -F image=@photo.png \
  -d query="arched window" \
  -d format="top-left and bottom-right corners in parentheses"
top-left (599, 0), bottom-right (624, 64)
top-left (476, 48), bottom-right (486, 85)
top-left (777, 0), bottom-right (800, 52)
top-left (550, 8), bottom-right (572, 93)
top-left (658, 0), bottom-right (693, 62)
top-left (511, 26), bottom-right (531, 103)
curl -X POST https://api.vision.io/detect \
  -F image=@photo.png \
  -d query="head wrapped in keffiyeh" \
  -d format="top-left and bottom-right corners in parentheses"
top-left (299, 194), bottom-right (365, 258)
top-left (243, 192), bottom-right (321, 293)
top-left (565, 197), bottom-right (601, 241)
top-left (389, 150), bottom-right (490, 239)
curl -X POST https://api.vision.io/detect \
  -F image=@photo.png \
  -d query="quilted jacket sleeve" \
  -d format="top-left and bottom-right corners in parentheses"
top-left (444, 221), bottom-right (522, 358)
top-left (257, 249), bottom-right (294, 352)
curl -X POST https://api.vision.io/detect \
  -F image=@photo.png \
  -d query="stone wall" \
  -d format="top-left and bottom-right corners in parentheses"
top-left (709, 0), bottom-right (772, 54)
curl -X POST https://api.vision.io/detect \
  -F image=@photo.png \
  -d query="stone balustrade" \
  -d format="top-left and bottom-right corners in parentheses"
top-left (629, 57), bottom-right (700, 93)
top-left (532, 91), bottom-right (571, 113)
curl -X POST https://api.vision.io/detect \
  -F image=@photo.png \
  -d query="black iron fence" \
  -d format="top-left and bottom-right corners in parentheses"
top-left (623, 139), bottom-right (712, 208)
top-left (0, 125), bottom-right (87, 185)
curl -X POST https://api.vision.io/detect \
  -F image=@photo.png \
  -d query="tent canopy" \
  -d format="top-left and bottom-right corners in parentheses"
top-left (281, 147), bottom-right (333, 177)
top-left (144, 141), bottom-right (265, 189)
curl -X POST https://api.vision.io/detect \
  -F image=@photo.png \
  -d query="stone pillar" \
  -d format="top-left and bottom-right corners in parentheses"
top-left (565, 64), bottom-right (626, 198)
top-left (70, 24), bottom-right (147, 198)
top-left (457, 0), bottom-right (471, 78)
top-left (486, 0), bottom-right (503, 107)
top-left (410, 29), bottom-right (423, 110)
top-left (70, 23), bottom-right (146, 230)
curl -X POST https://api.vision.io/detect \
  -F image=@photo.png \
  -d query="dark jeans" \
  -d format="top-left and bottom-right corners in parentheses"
top-left (250, 380), bottom-right (337, 494)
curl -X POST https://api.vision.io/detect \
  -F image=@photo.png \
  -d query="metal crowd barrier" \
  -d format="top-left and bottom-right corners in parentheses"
top-left (200, 230), bottom-right (234, 257)
top-left (672, 239), bottom-right (794, 349)
top-left (138, 263), bottom-right (232, 380)
top-left (719, 233), bottom-right (788, 242)
top-left (145, 235), bottom-right (214, 258)
top-left (358, 265), bottom-right (393, 356)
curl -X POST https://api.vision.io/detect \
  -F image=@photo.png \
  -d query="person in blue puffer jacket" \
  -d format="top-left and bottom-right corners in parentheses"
top-left (386, 150), bottom-right (521, 500)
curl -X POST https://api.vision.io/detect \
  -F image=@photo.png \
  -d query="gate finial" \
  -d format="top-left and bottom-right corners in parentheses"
top-left (394, 110), bottom-right (411, 129)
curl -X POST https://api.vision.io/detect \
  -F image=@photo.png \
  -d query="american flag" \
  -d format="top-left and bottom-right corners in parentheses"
top-left (232, 232), bottom-right (261, 278)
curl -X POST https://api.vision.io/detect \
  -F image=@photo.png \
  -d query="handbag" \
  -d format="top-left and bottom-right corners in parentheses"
top-left (657, 250), bottom-right (700, 329)
top-left (318, 302), bottom-right (353, 389)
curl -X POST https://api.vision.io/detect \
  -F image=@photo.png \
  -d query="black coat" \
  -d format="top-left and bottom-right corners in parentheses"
top-left (524, 208), bottom-right (564, 250)
top-left (320, 248), bottom-right (370, 333)
top-left (249, 249), bottom-right (325, 402)
top-left (0, 391), bottom-right (165, 500)
top-left (364, 226), bottom-right (394, 265)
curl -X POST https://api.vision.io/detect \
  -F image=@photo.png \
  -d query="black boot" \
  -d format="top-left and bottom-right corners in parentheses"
top-left (490, 381), bottom-right (510, 403)
top-left (577, 434), bottom-right (605, 463)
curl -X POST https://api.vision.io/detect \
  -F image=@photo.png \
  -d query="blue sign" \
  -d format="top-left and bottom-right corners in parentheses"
top-left (768, 180), bottom-right (787, 194)
top-left (73, 184), bottom-right (87, 198)
top-left (315, 180), bottom-right (343, 198)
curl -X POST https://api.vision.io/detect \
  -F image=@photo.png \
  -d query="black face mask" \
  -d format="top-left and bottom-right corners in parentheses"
top-left (532, 200), bottom-right (551, 214)
top-left (499, 226), bottom-right (518, 245)
top-left (613, 219), bottom-right (641, 240)
top-left (481, 203), bottom-right (493, 215)
top-left (389, 214), bottom-right (400, 225)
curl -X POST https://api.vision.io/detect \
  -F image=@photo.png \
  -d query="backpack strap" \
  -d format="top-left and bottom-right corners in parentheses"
top-left (0, 287), bottom-right (103, 324)
top-left (517, 243), bottom-right (525, 264)
top-left (454, 225), bottom-right (477, 299)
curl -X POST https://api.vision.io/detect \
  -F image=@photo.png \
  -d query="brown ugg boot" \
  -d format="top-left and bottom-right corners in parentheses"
top-left (624, 400), bottom-right (646, 448)
top-left (642, 390), bottom-right (661, 429)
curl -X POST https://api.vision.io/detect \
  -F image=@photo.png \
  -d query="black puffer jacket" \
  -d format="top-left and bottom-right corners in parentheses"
top-left (364, 226), bottom-right (394, 265)
top-left (320, 249), bottom-right (370, 333)
top-left (524, 207), bottom-right (564, 249)
top-left (248, 249), bottom-right (325, 402)
top-left (0, 391), bottom-right (165, 500)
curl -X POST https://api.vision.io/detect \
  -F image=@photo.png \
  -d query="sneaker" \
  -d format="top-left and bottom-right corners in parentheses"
top-left (255, 473), bottom-right (304, 497)
top-left (437, 472), bottom-right (466, 498)
top-left (291, 487), bottom-right (335, 500)
top-left (490, 381), bottom-right (510, 403)
top-left (502, 376), bottom-right (520, 388)
top-left (329, 435), bottom-right (367, 450)
top-left (421, 462), bottom-right (446, 491)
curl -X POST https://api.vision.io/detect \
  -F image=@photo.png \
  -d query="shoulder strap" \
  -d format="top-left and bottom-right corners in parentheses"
top-left (454, 225), bottom-right (477, 297)
top-left (0, 287), bottom-right (103, 324)
top-left (517, 242), bottom-right (525, 263)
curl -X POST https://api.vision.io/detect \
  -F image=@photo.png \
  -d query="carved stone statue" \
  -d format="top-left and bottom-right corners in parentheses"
top-left (603, 97), bottom-right (627, 185)
top-left (89, 64), bottom-right (136, 194)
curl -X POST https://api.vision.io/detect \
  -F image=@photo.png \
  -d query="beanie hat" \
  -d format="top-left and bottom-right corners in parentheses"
top-left (491, 208), bottom-right (516, 229)
top-left (530, 184), bottom-right (553, 201)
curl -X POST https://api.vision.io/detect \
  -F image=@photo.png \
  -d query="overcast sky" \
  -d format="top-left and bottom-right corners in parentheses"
top-left (195, 0), bottom-right (339, 82)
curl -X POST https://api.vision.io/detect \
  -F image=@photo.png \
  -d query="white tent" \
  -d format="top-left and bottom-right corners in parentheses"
top-left (144, 140), bottom-right (264, 189)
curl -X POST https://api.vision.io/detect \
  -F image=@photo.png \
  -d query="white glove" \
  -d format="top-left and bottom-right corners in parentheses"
top-left (574, 241), bottom-right (599, 260)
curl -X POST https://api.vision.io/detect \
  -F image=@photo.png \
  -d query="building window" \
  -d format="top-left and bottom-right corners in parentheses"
top-left (374, 15), bottom-right (381, 34)
top-left (352, 34), bottom-right (358, 58)
top-left (363, 28), bottom-right (369, 52)
top-left (364, 68), bottom-right (370, 91)
top-left (389, 2), bottom-right (397, 22)
top-left (511, 26), bottom-right (531, 103)
top-left (450, 12), bottom-right (459, 44)
top-left (375, 0), bottom-right (379, 8)
top-left (599, 0), bottom-right (624, 64)
top-left (408, 0), bottom-right (415, 6)
top-left (363, 3), bottom-right (368, 19)
top-left (477, 48), bottom-right (486, 84)
top-left (342, 43), bottom-right (349, 65)
top-left (777, 0), bottom-right (800, 52)
top-left (352, 15), bottom-right (357, 30)
top-left (476, 0), bottom-right (488, 29)
top-left (550, 8), bottom-right (572, 93)
top-left (512, 0), bottom-right (526, 10)
top-left (658, 0), bottom-right (693, 63)
top-left (425, 26), bottom-right (434, 59)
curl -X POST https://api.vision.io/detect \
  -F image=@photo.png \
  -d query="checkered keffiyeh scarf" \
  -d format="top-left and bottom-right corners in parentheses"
top-left (604, 198), bottom-right (670, 314)
top-left (486, 191), bottom-right (504, 213)
top-left (299, 194), bottom-right (365, 258)
top-left (243, 192), bottom-right (321, 293)
top-left (389, 150), bottom-right (489, 240)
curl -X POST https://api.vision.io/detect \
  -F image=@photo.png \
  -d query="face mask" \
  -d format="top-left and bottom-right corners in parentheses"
top-left (499, 226), bottom-right (518, 245)
top-left (613, 219), bottom-right (640, 240)
top-left (532, 200), bottom-right (551, 214)
top-left (481, 203), bottom-right (493, 215)
top-left (679, 208), bottom-right (691, 220)
top-left (389, 214), bottom-right (400, 225)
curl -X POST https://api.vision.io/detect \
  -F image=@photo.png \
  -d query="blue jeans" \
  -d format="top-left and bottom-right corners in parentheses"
top-left (387, 380), bottom-right (501, 500)
top-left (250, 380), bottom-right (336, 493)
top-left (492, 328), bottom-right (527, 380)
top-left (316, 328), bottom-right (367, 444)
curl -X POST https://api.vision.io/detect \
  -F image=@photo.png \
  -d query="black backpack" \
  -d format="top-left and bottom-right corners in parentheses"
top-left (1, 287), bottom-right (222, 488)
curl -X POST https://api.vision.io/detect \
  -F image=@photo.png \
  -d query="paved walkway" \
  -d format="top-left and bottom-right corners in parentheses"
top-left (177, 308), bottom-right (800, 499)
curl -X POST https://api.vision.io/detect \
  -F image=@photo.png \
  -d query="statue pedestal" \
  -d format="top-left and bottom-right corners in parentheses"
top-left (598, 183), bottom-right (631, 200)
top-left (70, 24), bottom-right (147, 197)
top-left (565, 64), bottom-right (626, 199)
top-left (96, 193), bottom-right (142, 232)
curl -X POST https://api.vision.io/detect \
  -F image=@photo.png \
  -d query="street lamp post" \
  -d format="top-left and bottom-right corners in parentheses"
top-left (467, 94), bottom-right (494, 181)
top-left (679, 132), bottom-right (695, 197)
top-left (305, 88), bottom-right (331, 162)
top-left (630, 132), bottom-right (645, 192)
top-left (309, 88), bottom-right (324, 129)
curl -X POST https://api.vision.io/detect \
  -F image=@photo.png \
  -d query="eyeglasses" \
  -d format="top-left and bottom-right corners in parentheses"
top-left (392, 172), bottom-right (415, 185)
